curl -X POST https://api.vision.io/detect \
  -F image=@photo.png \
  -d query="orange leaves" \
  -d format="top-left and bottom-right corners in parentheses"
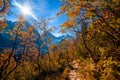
top-left (28, 26), bottom-right (33, 32)
top-left (66, 5), bottom-right (80, 18)
top-left (0, 53), bottom-right (9, 62)
top-left (0, 20), bottom-right (7, 31)
top-left (21, 32), bottom-right (28, 39)
top-left (0, 49), bottom-right (12, 66)
top-left (49, 44), bottom-right (56, 52)
top-left (0, 1), bottom-right (3, 7)
top-left (73, 5), bottom-right (80, 14)
top-left (58, 1), bottom-right (81, 28)
top-left (61, 20), bottom-right (77, 28)
top-left (102, 10), bottom-right (113, 21)
top-left (60, 4), bottom-right (68, 14)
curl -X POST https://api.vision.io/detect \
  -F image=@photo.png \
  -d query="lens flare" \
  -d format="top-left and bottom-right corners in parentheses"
top-left (14, 0), bottom-right (37, 20)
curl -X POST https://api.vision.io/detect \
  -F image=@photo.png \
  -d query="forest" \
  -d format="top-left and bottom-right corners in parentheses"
top-left (0, 0), bottom-right (120, 80)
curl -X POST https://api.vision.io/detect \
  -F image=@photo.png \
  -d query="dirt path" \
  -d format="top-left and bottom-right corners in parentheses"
top-left (68, 63), bottom-right (81, 80)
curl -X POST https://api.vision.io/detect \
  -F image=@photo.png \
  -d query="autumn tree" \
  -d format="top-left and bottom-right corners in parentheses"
top-left (58, 0), bottom-right (120, 80)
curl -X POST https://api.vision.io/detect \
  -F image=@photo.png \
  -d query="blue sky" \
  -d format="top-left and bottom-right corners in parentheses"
top-left (6, 0), bottom-right (68, 37)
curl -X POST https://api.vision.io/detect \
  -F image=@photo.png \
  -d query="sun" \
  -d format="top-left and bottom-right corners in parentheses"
top-left (14, 0), bottom-right (37, 20)
top-left (21, 5), bottom-right (31, 16)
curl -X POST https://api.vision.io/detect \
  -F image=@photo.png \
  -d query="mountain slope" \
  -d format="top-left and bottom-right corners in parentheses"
top-left (0, 21), bottom-right (71, 54)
